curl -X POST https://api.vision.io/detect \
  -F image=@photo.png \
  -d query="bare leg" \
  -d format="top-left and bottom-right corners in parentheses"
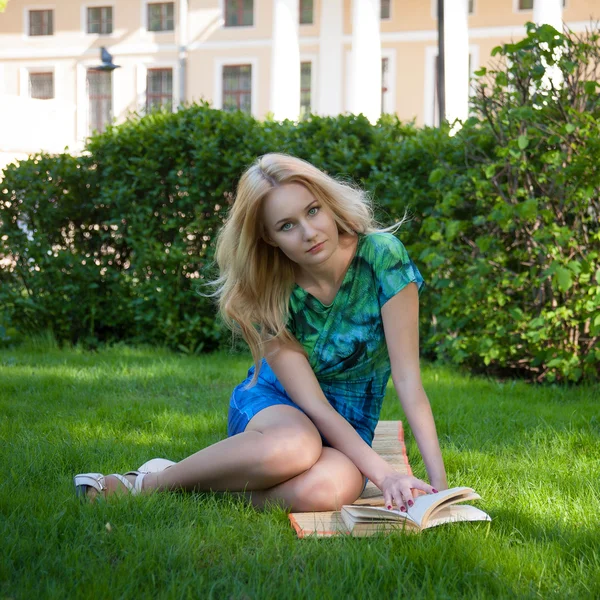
top-left (233, 447), bottom-right (366, 512)
top-left (135, 405), bottom-right (323, 494)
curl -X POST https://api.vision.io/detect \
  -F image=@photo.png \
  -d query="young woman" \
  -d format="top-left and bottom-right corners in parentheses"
top-left (74, 153), bottom-right (447, 513)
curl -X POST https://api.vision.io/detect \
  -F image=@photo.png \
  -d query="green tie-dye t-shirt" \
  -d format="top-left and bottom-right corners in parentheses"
top-left (286, 232), bottom-right (424, 446)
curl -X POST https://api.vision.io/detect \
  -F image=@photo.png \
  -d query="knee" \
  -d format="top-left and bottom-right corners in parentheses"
top-left (297, 459), bottom-right (364, 512)
top-left (262, 430), bottom-right (322, 480)
top-left (306, 478), bottom-right (362, 512)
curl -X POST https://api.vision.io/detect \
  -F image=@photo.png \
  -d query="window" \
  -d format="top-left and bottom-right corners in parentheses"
top-left (381, 57), bottom-right (389, 113)
top-left (147, 68), bottom-right (173, 111)
top-left (87, 69), bottom-right (112, 134)
top-left (222, 65), bottom-right (252, 113)
top-left (225, 0), bottom-right (253, 27)
top-left (148, 2), bottom-right (174, 32)
top-left (29, 72), bottom-right (54, 99)
top-left (87, 7), bottom-right (113, 34)
top-left (517, 0), bottom-right (566, 10)
top-left (300, 62), bottom-right (311, 118)
top-left (299, 0), bottom-right (313, 25)
top-left (29, 10), bottom-right (53, 36)
top-left (469, 0), bottom-right (474, 14)
top-left (381, 0), bottom-right (391, 19)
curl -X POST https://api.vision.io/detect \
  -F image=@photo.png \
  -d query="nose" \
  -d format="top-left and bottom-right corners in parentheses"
top-left (301, 220), bottom-right (317, 240)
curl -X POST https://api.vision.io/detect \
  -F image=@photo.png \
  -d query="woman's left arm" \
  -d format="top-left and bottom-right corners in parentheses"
top-left (381, 282), bottom-right (448, 491)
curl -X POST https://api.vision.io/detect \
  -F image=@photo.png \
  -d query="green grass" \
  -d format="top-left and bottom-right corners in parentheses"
top-left (1, 338), bottom-right (599, 599)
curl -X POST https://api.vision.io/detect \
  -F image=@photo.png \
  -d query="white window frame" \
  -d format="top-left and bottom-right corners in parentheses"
top-left (214, 57), bottom-right (258, 116)
top-left (81, 3), bottom-right (116, 37)
top-left (424, 44), bottom-right (479, 126)
top-left (218, 0), bottom-right (256, 30)
top-left (299, 52), bottom-right (318, 115)
top-left (141, 0), bottom-right (176, 34)
top-left (380, 47), bottom-right (396, 114)
top-left (136, 60), bottom-right (180, 113)
top-left (23, 5), bottom-right (56, 39)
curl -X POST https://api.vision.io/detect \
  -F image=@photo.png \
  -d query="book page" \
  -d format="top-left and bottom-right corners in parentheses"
top-left (406, 487), bottom-right (478, 527)
top-left (341, 505), bottom-right (416, 525)
top-left (421, 505), bottom-right (491, 529)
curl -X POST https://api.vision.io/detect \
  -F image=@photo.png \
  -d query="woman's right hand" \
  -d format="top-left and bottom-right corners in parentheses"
top-left (379, 472), bottom-right (437, 512)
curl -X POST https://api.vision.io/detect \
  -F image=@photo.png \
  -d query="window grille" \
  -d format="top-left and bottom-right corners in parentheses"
top-left (300, 62), bottom-right (312, 118)
top-left (147, 68), bottom-right (173, 111)
top-left (87, 7), bottom-right (113, 34)
top-left (222, 65), bottom-right (252, 113)
top-left (225, 0), bottom-right (253, 27)
top-left (30, 72), bottom-right (54, 99)
top-left (148, 2), bottom-right (174, 31)
top-left (299, 0), bottom-right (313, 25)
top-left (29, 10), bottom-right (53, 36)
top-left (87, 69), bottom-right (112, 134)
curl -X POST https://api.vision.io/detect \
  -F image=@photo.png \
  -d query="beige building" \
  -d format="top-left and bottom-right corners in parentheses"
top-left (0, 0), bottom-right (597, 171)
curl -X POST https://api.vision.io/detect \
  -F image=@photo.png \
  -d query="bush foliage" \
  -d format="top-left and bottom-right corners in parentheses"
top-left (1, 24), bottom-right (598, 382)
top-left (419, 23), bottom-right (600, 382)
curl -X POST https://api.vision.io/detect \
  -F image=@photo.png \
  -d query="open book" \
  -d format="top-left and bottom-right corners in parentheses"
top-left (341, 487), bottom-right (491, 536)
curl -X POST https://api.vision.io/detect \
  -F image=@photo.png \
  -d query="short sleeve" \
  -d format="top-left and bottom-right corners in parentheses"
top-left (369, 233), bottom-right (425, 308)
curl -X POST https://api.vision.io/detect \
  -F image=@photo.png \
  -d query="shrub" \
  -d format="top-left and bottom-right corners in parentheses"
top-left (419, 23), bottom-right (600, 382)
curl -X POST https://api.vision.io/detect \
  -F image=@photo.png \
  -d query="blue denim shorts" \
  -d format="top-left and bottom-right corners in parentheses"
top-left (228, 362), bottom-right (369, 493)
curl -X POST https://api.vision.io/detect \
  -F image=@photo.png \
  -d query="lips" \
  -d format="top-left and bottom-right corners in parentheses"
top-left (307, 242), bottom-right (324, 253)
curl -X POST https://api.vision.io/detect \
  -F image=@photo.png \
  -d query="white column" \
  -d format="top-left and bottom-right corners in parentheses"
top-left (318, 0), bottom-right (343, 116)
top-left (349, 0), bottom-right (381, 123)
top-left (179, 0), bottom-right (188, 107)
top-left (534, 0), bottom-right (564, 92)
top-left (271, 0), bottom-right (300, 121)
top-left (533, 0), bottom-right (563, 31)
top-left (443, 0), bottom-right (469, 125)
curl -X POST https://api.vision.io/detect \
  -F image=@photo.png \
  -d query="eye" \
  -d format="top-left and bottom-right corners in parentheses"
top-left (280, 222), bottom-right (292, 231)
top-left (308, 206), bottom-right (319, 216)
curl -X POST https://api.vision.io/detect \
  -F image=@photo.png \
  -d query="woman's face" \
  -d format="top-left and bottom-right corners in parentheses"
top-left (261, 183), bottom-right (340, 267)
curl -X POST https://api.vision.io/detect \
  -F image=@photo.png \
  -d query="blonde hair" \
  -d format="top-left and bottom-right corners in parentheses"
top-left (204, 153), bottom-right (407, 387)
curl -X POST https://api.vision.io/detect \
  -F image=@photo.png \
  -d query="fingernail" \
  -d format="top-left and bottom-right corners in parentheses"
top-left (387, 505), bottom-right (392, 510)
top-left (400, 506), bottom-right (406, 512)
top-left (408, 500), bottom-right (414, 507)
top-left (432, 489), bottom-right (438, 493)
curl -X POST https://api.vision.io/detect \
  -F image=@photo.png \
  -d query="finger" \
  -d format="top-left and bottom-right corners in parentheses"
top-left (400, 486), bottom-right (413, 510)
top-left (394, 491), bottom-right (407, 512)
top-left (411, 478), bottom-right (437, 495)
top-left (383, 491), bottom-right (394, 511)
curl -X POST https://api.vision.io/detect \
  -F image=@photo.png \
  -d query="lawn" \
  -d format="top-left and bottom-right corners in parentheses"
top-left (1, 338), bottom-right (598, 599)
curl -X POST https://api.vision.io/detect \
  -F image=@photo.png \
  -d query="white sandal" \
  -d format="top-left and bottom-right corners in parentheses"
top-left (136, 458), bottom-right (176, 473)
top-left (73, 471), bottom-right (146, 500)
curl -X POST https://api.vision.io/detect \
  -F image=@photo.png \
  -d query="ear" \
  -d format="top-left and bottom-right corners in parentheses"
top-left (262, 230), bottom-right (279, 248)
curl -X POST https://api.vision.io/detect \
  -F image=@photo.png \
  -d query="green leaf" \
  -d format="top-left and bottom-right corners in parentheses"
top-left (428, 168), bottom-right (445, 185)
top-left (518, 135), bottom-right (529, 150)
top-left (565, 123), bottom-right (576, 134)
top-left (484, 165), bottom-right (496, 179)
top-left (496, 72), bottom-right (508, 87)
top-left (555, 266), bottom-right (573, 292)
top-left (584, 80), bottom-right (598, 95)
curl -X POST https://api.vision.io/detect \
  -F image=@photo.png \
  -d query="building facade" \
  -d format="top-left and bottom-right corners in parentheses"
top-left (0, 0), bottom-right (597, 170)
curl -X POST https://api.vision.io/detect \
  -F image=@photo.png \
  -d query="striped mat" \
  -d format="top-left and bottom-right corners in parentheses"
top-left (288, 420), bottom-right (411, 538)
